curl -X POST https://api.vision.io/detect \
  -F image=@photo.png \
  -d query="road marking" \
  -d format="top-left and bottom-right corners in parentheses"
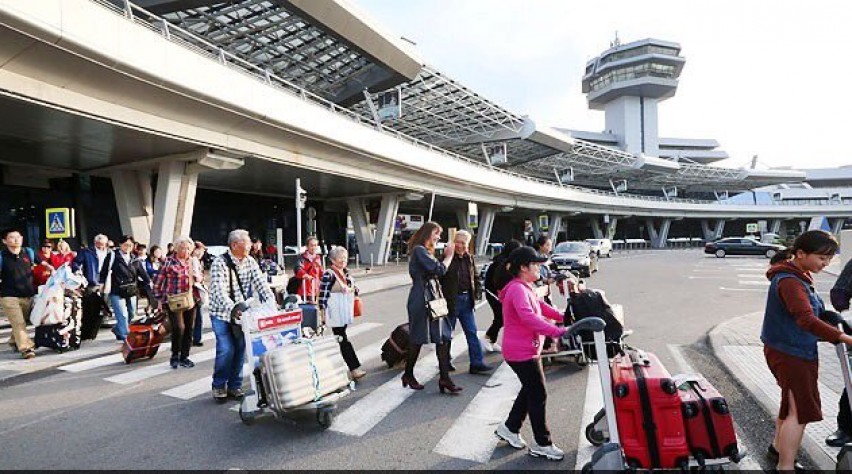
top-left (330, 332), bottom-right (466, 437)
top-left (575, 363), bottom-right (604, 471)
top-left (738, 280), bottom-right (769, 286)
top-left (668, 345), bottom-right (762, 471)
top-left (59, 332), bottom-right (216, 373)
top-left (161, 323), bottom-right (384, 400)
top-left (104, 348), bottom-right (217, 385)
top-left (719, 287), bottom-right (766, 293)
top-left (432, 362), bottom-right (521, 463)
top-left (688, 275), bottom-right (732, 280)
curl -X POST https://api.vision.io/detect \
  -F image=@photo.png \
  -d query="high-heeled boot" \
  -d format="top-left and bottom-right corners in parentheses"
top-left (401, 343), bottom-right (424, 390)
top-left (436, 342), bottom-right (462, 394)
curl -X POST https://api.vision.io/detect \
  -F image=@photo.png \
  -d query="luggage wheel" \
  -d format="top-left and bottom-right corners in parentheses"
top-left (316, 408), bottom-right (334, 429)
top-left (238, 405), bottom-right (257, 426)
top-left (581, 461), bottom-right (592, 474)
top-left (584, 422), bottom-right (606, 446)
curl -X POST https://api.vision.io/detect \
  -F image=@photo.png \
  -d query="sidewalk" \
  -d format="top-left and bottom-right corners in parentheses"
top-left (0, 263), bottom-right (417, 384)
top-left (709, 259), bottom-right (844, 470)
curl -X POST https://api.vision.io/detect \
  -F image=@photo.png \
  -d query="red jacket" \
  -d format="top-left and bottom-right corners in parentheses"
top-left (295, 252), bottom-right (323, 301)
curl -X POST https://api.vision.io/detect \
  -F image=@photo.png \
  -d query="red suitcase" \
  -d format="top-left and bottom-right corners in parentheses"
top-left (678, 376), bottom-right (740, 464)
top-left (611, 349), bottom-right (691, 470)
top-left (121, 314), bottom-right (168, 364)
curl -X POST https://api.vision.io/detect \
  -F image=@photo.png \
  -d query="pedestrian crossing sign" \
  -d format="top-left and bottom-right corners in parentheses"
top-left (45, 208), bottom-right (74, 239)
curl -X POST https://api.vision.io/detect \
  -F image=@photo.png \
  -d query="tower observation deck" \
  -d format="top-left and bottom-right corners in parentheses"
top-left (582, 38), bottom-right (685, 158)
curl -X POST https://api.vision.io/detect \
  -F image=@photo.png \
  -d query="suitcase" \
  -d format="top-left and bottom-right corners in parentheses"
top-left (678, 376), bottom-right (739, 464)
top-left (381, 323), bottom-right (410, 368)
top-left (34, 293), bottom-right (82, 352)
top-left (122, 322), bottom-right (164, 363)
top-left (611, 349), bottom-right (691, 470)
top-left (300, 303), bottom-right (319, 330)
top-left (259, 336), bottom-right (351, 411)
top-left (80, 290), bottom-right (107, 340)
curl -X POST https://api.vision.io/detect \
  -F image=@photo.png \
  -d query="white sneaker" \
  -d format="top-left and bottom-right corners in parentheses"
top-left (529, 442), bottom-right (564, 461)
top-left (481, 338), bottom-right (494, 353)
top-left (350, 368), bottom-right (367, 380)
top-left (491, 342), bottom-right (502, 353)
top-left (494, 423), bottom-right (527, 449)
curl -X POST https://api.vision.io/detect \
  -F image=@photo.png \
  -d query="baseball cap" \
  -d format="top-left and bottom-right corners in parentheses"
top-left (508, 246), bottom-right (549, 271)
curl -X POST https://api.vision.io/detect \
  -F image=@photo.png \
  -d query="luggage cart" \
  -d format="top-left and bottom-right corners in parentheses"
top-left (237, 301), bottom-right (351, 429)
top-left (576, 318), bottom-right (743, 472)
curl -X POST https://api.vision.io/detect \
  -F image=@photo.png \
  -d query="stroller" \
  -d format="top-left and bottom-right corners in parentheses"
top-left (31, 264), bottom-right (87, 352)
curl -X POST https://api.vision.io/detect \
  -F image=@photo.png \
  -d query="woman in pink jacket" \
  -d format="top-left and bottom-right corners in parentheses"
top-left (494, 246), bottom-right (568, 461)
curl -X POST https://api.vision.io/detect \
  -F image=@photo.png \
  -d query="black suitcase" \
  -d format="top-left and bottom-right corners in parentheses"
top-left (35, 323), bottom-right (81, 352)
top-left (80, 290), bottom-right (108, 340)
top-left (381, 323), bottom-right (410, 368)
top-left (300, 303), bottom-right (319, 330)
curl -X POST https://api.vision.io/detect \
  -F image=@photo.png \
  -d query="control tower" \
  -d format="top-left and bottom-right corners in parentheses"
top-left (582, 38), bottom-right (685, 158)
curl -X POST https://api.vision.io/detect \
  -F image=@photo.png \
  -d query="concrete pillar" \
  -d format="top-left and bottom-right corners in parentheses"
top-left (456, 209), bottom-right (471, 231)
top-left (548, 213), bottom-right (563, 242)
top-left (590, 217), bottom-right (604, 239)
top-left (605, 217), bottom-right (619, 240)
top-left (645, 219), bottom-right (672, 249)
top-left (150, 161), bottom-right (198, 248)
top-left (700, 219), bottom-right (725, 241)
top-left (831, 218), bottom-right (846, 236)
top-left (111, 169), bottom-right (153, 244)
top-left (769, 219), bottom-right (782, 235)
top-left (842, 229), bottom-right (852, 267)
top-left (475, 206), bottom-right (497, 256)
top-left (347, 194), bottom-right (400, 266)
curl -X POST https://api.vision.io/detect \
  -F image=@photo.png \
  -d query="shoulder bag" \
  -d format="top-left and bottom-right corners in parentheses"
top-left (167, 260), bottom-right (195, 312)
top-left (424, 276), bottom-right (449, 320)
top-left (332, 268), bottom-right (362, 318)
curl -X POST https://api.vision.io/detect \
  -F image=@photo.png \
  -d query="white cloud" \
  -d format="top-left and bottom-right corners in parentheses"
top-left (356, 0), bottom-right (852, 169)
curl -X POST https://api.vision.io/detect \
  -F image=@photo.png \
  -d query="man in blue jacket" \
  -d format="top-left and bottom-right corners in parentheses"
top-left (74, 234), bottom-right (111, 338)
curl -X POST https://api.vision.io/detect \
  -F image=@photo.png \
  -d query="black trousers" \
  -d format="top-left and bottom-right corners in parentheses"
top-left (168, 309), bottom-right (194, 360)
top-left (840, 388), bottom-right (852, 433)
top-left (484, 296), bottom-right (503, 343)
top-left (332, 325), bottom-right (361, 371)
top-left (506, 358), bottom-right (552, 446)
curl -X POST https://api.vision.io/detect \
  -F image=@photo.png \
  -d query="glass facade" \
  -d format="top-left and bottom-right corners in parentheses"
top-left (599, 45), bottom-right (679, 66)
top-left (589, 62), bottom-right (677, 92)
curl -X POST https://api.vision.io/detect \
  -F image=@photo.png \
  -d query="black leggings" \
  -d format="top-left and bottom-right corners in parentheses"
top-left (506, 358), bottom-right (552, 446)
top-left (840, 388), bottom-right (852, 433)
top-left (168, 309), bottom-right (194, 361)
top-left (484, 296), bottom-right (503, 343)
top-left (332, 325), bottom-right (361, 371)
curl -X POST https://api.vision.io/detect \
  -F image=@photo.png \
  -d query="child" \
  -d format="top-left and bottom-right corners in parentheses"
top-left (761, 230), bottom-right (852, 471)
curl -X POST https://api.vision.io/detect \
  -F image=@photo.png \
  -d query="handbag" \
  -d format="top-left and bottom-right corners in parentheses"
top-left (424, 277), bottom-right (449, 320)
top-left (117, 282), bottom-right (138, 299)
top-left (332, 268), bottom-right (361, 318)
top-left (167, 260), bottom-right (196, 312)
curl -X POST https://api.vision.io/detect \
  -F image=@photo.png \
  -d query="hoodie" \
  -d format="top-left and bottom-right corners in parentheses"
top-left (760, 261), bottom-right (841, 360)
top-left (498, 277), bottom-right (566, 362)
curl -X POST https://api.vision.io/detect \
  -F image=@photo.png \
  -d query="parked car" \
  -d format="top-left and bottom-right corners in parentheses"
top-left (586, 238), bottom-right (613, 258)
top-left (704, 237), bottom-right (785, 259)
top-left (551, 241), bottom-right (598, 277)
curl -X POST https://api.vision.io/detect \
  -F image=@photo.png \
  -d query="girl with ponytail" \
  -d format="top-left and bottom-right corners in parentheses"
top-left (760, 230), bottom-right (852, 471)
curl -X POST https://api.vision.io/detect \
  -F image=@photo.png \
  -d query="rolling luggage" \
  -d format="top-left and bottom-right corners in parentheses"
top-left (259, 336), bottom-right (351, 411)
top-left (300, 303), bottom-right (319, 330)
top-left (677, 375), bottom-right (739, 464)
top-left (611, 349), bottom-right (690, 470)
top-left (33, 291), bottom-right (82, 352)
top-left (122, 314), bottom-right (168, 363)
top-left (381, 323), bottom-right (410, 368)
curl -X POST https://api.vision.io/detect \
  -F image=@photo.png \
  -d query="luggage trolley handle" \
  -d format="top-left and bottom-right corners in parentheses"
top-left (837, 322), bottom-right (852, 416)
top-left (577, 317), bottom-right (623, 447)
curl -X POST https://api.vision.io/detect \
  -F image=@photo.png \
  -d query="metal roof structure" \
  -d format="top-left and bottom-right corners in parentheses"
top-left (136, 0), bottom-right (806, 194)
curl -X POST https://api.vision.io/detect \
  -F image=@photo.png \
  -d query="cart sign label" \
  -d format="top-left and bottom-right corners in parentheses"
top-left (257, 310), bottom-right (303, 331)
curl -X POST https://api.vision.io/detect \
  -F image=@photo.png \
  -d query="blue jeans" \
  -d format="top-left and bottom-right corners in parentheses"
top-left (193, 305), bottom-right (204, 344)
top-left (109, 294), bottom-right (136, 341)
top-left (212, 317), bottom-right (246, 390)
top-left (449, 293), bottom-right (485, 367)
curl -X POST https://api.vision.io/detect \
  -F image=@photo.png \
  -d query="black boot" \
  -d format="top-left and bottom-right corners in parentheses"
top-left (402, 344), bottom-right (423, 390)
top-left (436, 342), bottom-right (461, 394)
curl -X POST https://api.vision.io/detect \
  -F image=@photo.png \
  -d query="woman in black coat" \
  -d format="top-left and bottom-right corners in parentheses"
top-left (404, 221), bottom-right (459, 394)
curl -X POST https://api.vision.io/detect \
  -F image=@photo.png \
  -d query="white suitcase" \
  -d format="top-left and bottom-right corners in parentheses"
top-left (259, 336), bottom-right (351, 411)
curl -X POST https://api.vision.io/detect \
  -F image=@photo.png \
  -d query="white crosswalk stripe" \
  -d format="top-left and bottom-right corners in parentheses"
top-left (575, 365), bottom-right (603, 471)
top-left (160, 323), bottom-right (384, 400)
top-left (59, 332), bottom-right (216, 373)
top-left (104, 348), bottom-right (218, 385)
top-left (330, 332), bottom-right (466, 437)
top-left (433, 362), bottom-right (521, 463)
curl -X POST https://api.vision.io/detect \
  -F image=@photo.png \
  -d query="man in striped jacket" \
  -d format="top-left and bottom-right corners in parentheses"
top-left (208, 229), bottom-right (274, 402)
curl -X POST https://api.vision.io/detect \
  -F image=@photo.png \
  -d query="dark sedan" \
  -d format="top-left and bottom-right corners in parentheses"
top-left (704, 237), bottom-right (785, 258)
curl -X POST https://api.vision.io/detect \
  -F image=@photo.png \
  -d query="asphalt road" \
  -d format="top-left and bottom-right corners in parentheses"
top-left (0, 249), bottom-right (829, 470)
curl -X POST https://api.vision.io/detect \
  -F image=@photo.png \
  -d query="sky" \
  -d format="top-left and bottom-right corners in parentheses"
top-left (355, 0), bottom-right (851, 170)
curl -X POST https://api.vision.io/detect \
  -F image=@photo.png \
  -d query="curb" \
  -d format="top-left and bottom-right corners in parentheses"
top-left (708, 315), bottom-right (835, 471)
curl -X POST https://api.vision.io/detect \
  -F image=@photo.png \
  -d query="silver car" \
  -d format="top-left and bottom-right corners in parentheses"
top-left (551, 241), bottom-right (598, 277)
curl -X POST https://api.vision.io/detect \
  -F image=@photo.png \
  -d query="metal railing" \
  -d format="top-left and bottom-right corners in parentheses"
top-left (88, 0), bottom-right (842, 209)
